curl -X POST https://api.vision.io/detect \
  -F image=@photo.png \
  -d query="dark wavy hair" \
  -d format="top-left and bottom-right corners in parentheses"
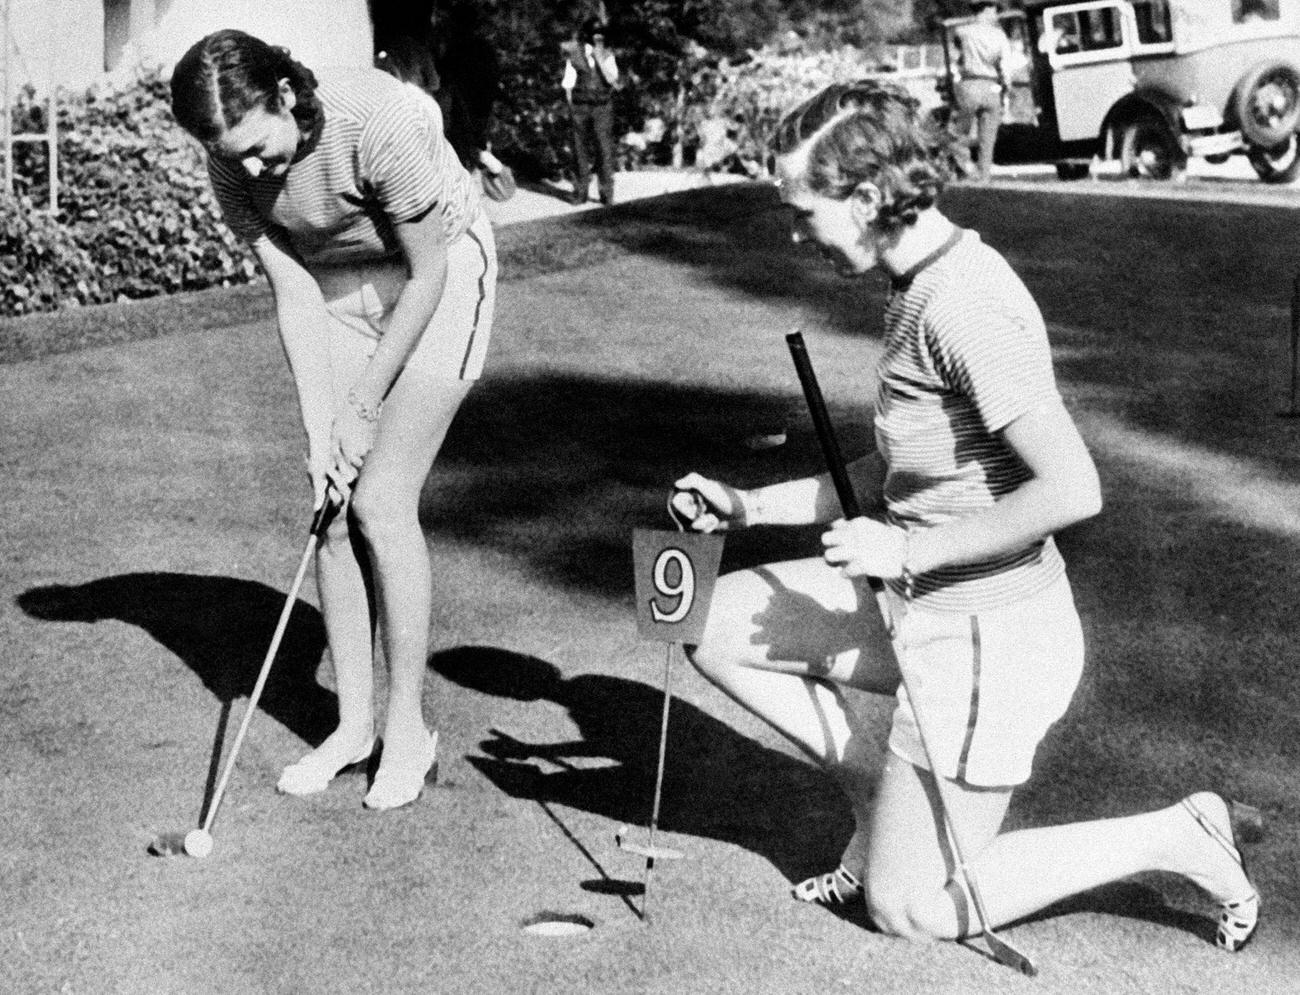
top-left (170, 29), bottom-right (322, 148)
top-left (773, 82), bottom-right (951, 230)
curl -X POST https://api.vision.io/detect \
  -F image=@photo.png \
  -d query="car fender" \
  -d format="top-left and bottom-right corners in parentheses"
top-left (1099, 88), bottom-right (1185, 155)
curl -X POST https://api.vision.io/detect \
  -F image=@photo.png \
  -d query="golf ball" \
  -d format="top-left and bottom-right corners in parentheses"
top-left (183, 828), bottom-right (214, 859)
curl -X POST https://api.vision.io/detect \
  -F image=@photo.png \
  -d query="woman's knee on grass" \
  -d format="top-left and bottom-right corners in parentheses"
top-left (865, 877), bottom-right (961, 942)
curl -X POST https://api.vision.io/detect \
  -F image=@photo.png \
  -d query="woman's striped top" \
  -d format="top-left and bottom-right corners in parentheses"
top-left (874, 228), bottom-right (1067, 611)
top-left (208, 67), bottom-right (479, 267)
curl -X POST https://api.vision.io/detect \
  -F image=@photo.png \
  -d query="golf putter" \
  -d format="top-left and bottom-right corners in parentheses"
top-left (150, 495), bottom-right (341, 859)
top-left (787, 331), bottom-right (1037, 977)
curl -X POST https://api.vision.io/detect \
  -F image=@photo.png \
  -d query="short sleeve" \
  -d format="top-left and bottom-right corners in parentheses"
top-left (925, 297), bottom-right (1061, 434)
top-left (358, 84), bottom-right (447, 224)
top-left (207, 157), bottom-right (271, 245)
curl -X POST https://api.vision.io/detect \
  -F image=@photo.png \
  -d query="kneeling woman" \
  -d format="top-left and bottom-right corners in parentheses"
top-left (674, 83), bottom-right (1258, 951)
top-left (171, 30), bottom-right (497, 810)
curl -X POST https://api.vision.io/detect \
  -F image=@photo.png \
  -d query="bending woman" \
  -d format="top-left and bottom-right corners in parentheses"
top-left (673, 83), bottom-right (1259, 951)
top-left (171, 30), bottom-right (497, 811)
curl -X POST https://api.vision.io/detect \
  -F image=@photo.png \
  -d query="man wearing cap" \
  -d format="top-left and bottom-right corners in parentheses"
top-left (951, 0), bottom-right (1012, 182)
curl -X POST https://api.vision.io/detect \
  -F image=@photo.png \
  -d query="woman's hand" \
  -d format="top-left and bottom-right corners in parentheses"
top-left (306, 435), bottom-right (333, 510)
top-left (821, 517), bottom-right (908, 579)
top-left (330, 406), bottom-right (378, 493)
top-left (670, 472), bottom-right (755, 532)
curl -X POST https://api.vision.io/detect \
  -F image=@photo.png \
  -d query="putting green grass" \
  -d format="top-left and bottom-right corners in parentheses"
top-left (3, 182), bottom-right (1300, 994)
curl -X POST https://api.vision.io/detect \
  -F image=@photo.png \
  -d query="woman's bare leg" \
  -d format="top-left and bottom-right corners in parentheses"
top-left (688, 558), bottom-right (899, 872)
top-left (351, 371), bottom-right (472, 807)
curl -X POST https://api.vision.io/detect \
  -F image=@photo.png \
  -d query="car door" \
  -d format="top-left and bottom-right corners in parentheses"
top-left (1041, 1), bottom-right (1137, 141)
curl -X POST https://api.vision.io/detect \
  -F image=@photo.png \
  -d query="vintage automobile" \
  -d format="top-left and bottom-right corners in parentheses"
top-left (938, 0), bottom-right (1300, 181)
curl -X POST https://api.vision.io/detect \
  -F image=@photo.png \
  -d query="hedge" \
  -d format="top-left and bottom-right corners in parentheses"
top-left (1, 43), bottom-right (941, 319)
top-left (2, 71), bottom-right (256, 318)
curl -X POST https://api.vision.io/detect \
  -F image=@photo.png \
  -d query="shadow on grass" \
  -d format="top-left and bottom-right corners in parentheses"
top-left (433, 645), bottom-right (1235, 943)
top-left (15, 573), bottom-right (337, 747)
top-left (431, 644), bottom-right (860, 908)
top-left (425, 369), bottom-right (854, 596)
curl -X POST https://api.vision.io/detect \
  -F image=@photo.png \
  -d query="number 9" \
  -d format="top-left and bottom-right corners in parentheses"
top-left (649, 548), bottom-right (695, 624)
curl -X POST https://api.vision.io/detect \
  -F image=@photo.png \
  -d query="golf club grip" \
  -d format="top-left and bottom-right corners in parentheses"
top-left (786, 332), bottom-right (893, 604)
top-left (310, 493), bottom-right (343, 537)
top-left (787, 333), bottom-right (862, 520)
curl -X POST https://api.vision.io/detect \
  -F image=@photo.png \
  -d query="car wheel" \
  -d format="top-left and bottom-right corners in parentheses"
top-left (1234, 61), bottom-right (1300, 148)
top-left (1248, 134), bottom-right (1300, 183)
top-left (1120, 117), bottom-right (1187, 181)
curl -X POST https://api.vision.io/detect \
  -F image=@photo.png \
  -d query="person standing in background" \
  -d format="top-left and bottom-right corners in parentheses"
top-left (561, 17), bottom-right (619, 206)
top-left (951, 0), bottom-right (1012, 182)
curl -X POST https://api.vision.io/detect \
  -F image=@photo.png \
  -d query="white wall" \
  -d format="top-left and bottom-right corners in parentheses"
top-left (3, 0), bottom-right (103, 91)
top-left (146, 0), bottom-right (373, 76)
top-left (3, 0), bottom-right (373, 92)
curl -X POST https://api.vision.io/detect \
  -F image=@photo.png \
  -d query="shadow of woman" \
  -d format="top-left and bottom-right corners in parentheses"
top-left (16, 572), bottom-right (338, 747)
top-left (431, 644), bottom-right (859, 904)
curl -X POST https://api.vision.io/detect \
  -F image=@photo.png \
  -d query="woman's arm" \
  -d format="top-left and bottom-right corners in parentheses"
top-left (744, 451), bottom-right (886, 526)
top-left (347, 209), bottom-right (449, 410)
top-left (330, 208), bottom-right (450, 476)
top-left (823, 401), bottom-right (1101, 579)
top-left (253, 232), bottom-right (336, 502)
top-left (674, 451), bottom-right (886, 531)
top-left (907, 400), bottom-right (1101, 573)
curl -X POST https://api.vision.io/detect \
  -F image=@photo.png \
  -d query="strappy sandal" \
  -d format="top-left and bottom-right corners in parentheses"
top-left (792, 864), bottom-right (863, 906)
top-left (1180, 793), bottom-right (1261, 953)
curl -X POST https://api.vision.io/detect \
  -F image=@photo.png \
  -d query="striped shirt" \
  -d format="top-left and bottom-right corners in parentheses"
top-left (209, 67), bottom-right (480, 267)
top-left (875, 229), bottom-right (1066, 611)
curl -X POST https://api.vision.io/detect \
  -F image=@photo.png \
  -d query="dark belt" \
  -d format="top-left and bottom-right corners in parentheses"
top-left (961, 74), bottom-right (1001, 83)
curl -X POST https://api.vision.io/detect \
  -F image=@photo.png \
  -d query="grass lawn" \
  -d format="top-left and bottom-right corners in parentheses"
top-left (3, 182), bottom-right (1300, 994)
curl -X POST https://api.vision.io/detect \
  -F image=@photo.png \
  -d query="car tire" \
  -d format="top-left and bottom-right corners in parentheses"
top-left (1234, 60), bottom-right (1300, 148)
top-left (1248, 134), bottom-right (1300, 183)
top-left (1120, 117), bottom-right (1187, 181)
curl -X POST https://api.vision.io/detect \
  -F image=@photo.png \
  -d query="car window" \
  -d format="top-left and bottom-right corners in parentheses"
top-left (1233, 0), bottom-right (1280, 23)
top-left (1079, 7), bottom-right (1124, 50)
top-left (1046, 7), bottom-right (1125, 54)
top-left (1132, 0), bottom-right (1173, 44)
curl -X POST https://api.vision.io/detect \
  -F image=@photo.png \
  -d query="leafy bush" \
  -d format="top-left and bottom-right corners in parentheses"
top-left (3, 71), bottom-right (256, 317)
top-left (691, 42), bottom-right (943, 176)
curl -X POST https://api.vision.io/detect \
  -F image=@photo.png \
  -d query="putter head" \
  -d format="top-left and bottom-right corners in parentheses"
top-left (981, 933), bottom-right (1037, 977)
top-left (148, 828), bottom-right (215, 858)
top-left (147, 831), bottom-right (190, 858)
top-left (614, 824), bottom-right (684, 861)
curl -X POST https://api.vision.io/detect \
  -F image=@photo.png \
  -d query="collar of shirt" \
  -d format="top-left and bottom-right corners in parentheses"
top-left (890, 226), bottom-right (965, 293)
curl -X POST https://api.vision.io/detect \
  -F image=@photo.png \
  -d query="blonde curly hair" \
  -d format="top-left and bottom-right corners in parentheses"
top-left (773, 82), bottom-right (953, 230)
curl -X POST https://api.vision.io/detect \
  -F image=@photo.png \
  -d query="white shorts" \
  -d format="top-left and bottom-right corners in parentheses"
top-left (313, 209), bottom-right (497, 392)
top-left (886, 574), bottom-right (1085, 788)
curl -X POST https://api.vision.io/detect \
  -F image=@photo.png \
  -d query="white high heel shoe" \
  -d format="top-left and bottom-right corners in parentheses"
top-left (276, 736), bottom-right (377, 796)
top-left (363, 730), bottom-right (439, 811)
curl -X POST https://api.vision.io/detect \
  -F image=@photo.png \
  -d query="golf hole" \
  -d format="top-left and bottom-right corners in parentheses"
top-left (520, 912), bottom-right (595, 938)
